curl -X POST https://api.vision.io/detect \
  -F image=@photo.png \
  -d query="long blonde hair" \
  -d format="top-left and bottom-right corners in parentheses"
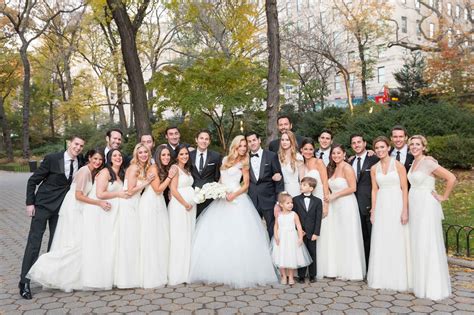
top-left (222, 135), bottom-right (249, 170)
top-left (130, 143), bottom-right (151, 180)
top-left (278, 131), bottom-right (298, 171)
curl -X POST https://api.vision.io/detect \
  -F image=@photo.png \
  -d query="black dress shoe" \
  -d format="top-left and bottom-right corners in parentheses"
top-left (309, 277), bottom-right (316, 283)
top-left (297, 278), bottom-right (305, 284)
top-left (19, 282), bottom-right (32, 300)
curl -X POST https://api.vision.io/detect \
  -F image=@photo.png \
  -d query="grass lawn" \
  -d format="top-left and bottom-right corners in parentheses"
top-left (440, 170), bottom-right (474, 257)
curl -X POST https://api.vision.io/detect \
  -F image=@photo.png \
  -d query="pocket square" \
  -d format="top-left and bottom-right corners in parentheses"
top-left (207, 163), bottom-right (215, 166)
top-left (364, 169), bottom-right (370, 172)
top-left (264, 163), bottom-right (270, 166)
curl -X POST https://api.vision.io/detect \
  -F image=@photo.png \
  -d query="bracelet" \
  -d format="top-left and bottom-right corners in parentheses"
top-left (167, 177), bottom-right (172, 180)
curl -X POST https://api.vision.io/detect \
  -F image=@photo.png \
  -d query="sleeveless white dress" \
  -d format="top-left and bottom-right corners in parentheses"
top-left (271, 211), bottom-right (312, 269)
top-left (189, 161), bottom-right (278, 288)
top-left (281, 154), bottom-right (303, 197)
top-left (82, 180), bottom-right (122, 290)
top-left (115, 179), bottom-right (143, 288)
top-left (27, 166), bottom-right (92, 292)
top-left (329, 177), bottom-right (366, 280)
top-left (139, 184), bottom-right (169, 288)
top-left (408, 158), bottom-right (451, 300)
top-left (368, 158), bottom-right (412, 291)
top-left (168, 168), bottom-right (196, 285)
top-left (305, 168), bottom-right (337, 278)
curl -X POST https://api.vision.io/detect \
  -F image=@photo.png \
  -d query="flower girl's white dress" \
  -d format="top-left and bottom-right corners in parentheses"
top-left (189, 160), bottom-right (278, 288)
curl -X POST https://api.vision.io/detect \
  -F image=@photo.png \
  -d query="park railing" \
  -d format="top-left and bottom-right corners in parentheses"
top-left (0, 164), bottom-right (30, 172)
top-left (443, 224), bottom-right (474, 257)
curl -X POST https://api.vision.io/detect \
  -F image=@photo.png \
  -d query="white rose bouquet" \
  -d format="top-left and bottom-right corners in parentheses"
top-left (193, 182), bottom-right (229, 204)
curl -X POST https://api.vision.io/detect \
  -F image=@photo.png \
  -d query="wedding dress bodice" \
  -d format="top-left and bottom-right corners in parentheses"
top-left (375, 158), bottom-right (400, 189)
top-left (177, 169), bottom-right (194, 189)
top-left (328, 177), bottom-right (348, 192)
top-left (408, 170), bottom-right (435, 191)
top-left (220, 162), bottom-right (243, 192)
top-left (305, 169), bottom-right (324, 199)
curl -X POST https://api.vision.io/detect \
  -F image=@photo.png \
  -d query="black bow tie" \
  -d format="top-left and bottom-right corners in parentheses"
top-left (250, 153), bottom-right (259, 158)
top-left (304, 196), bottom-right (311, 199)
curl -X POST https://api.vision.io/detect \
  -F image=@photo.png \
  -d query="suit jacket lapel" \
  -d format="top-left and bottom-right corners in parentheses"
top-left (249, 154), bottom-right (258, 183)
top-left (258, 150), bottom-right (266, 182)
top-left (298, 197), bottom-right (307, 219)
top-left (358, 157), bottom-right (370, 182)
top-left (58, 154), bottom-right (66, 180)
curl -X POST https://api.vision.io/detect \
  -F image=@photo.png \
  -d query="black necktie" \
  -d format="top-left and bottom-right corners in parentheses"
top-left (396, 151), bottom-right (401, 161)
top-left (319, 152), bottom-right (324, 159)
top-left (199, 153), bottom-right (204, 173)
top-left (356, 157), bottom-right (361, 179)
top-left (68, 159), bottom-right (74, 184)
top-left (250, 153), bottom-right (259, 158)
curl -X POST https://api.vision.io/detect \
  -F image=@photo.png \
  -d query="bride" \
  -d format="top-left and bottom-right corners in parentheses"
top-left (189, 135), bottom-right (278, 288)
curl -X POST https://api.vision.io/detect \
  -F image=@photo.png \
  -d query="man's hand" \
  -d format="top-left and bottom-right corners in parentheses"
top-left (26, 205), bottom-right (35, 217)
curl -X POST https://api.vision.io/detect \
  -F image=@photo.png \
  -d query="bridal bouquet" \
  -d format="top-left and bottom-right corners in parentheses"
top-left (193, 182), bottom-right (228, 204)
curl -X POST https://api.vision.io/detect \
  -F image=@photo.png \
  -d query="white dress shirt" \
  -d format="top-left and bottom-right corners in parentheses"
top-left (352, 151), bottom-right (367, 180)
top-left (104, 146), bottom-right (110, 162)
top-left (195, 149), bottom-right (208, 171)
top-left (250, 148), bottom-right (264, 181)
top-left (316, 148), bottom-right (331, 166)
top-left (303, 193), bottom-right (311, 211)
top-left (391, 144), bottom-right (408, 165)
top-left (64, 151), bottom-right (78, 180)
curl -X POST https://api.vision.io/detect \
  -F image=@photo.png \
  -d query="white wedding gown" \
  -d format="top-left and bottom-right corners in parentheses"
top-left (408, 158), bottom-right (451, 300)
top-left (368, 158), bottom-right (412, 291)
top-left (189, 162), bottom-right (278, 288)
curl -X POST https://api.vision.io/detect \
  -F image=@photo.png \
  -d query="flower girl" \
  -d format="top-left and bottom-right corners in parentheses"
top-left (272, 192), bottom-right (312, 285)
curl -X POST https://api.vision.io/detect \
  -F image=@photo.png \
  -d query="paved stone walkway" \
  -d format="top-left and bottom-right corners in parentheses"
top-left (1, 171), bottom-right (473, 314)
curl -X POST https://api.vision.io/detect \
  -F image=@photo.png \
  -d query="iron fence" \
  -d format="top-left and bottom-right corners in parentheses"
top-left (443, 224), bottom-right (474, 257)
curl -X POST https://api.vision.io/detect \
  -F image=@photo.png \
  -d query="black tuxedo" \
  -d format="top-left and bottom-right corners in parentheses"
top-left (293, 194), bottom-right (323, 279)
top-left (101, 147), bottom-right (131, 168)
top-left (21, 151), bottom-right (84, 283)
top-left (189, 149), bottom-right (222, 217)
top-left (350, 154), bottom-right (379, 269)
top-left (248, 149), bottom-right (284, 238)
top-left (268, 134), bottom-right (306, 153)
top-left (389, 148), bottom-right (414, 173)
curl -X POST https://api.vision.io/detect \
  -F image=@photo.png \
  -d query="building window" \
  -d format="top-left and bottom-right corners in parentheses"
top-left (429, 23), bottom-right (435, 38)
top-left (416, 20), bottom-right (421, 36)
top-left (465, 8), bottom-right (468, 20)
top-left (334, 75), bottom-right (341, 92)
top-left (437, 0), bottom-right (442, 12)
top-left (402, 0), bottom-right (406, 3)
top-left (447, 3), bottom-right (452, 16)
top-left (448, 28), bottom-right (453, 45)
top-left (415, 0), bottom-right (420, 11)
top-left (429, 0), bottom-right (434, 7)
top-left (377, 67), bottom-right (385, 84)
top-left (455, 5), bottom-right (460, 18)
top-left (401, 16), bottom-right (407, 33)
top-left (377, 45), bottom-right (386, 58)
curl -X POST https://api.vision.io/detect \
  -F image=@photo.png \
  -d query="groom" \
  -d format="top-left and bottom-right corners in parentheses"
top-left (245, 131), bottom-right (284, 238)
top-left (190, 129), bottom-right (222, 218)
top-left (19, 135), bottom-right (85, 299)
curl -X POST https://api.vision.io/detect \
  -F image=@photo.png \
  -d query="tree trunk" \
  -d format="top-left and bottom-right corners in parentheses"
top-left (19, 45), bottom-right (31, 159)
top-left (48, 101), bottom-right (55, 138)
top-left (358, 41), bottom-right (368, 102)
top-left (107, 0), bottom-right (151, 138)
top-left (0, 97), bottom-right (14, 162)
top-left (115, 59), bottom-right (127, 131)
top-left (341, 70), bottom-right (354, 114)
top-left (265, 0), bottom-right (280, 147)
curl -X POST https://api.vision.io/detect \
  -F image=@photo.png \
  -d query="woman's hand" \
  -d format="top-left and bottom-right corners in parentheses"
top-left (272, 173), bottom-right (282, 182)
top-left (226, 192), bottom-right (236, 202)
top-left (432, 192), bottom-right (447, 202)
top-left (298, 238), bottom-right (303, 246)
top-left (118, 191), bottom-right (130, 199)
top-left (370, 211), bottom-right (375, 224)
top-left (327, 193), bottom-right (337, 202)
top-left (400, 210), bottom-right (408, 225)
top-left (184, 202), bottom-right (193, 211)
top-left (275, 236), bottom-right (280, 246)
top-left (168, 165), bottom-right (178, 178)
top-left (146, 173), bottom-right (156, 183)
top-left (99, 201), bottom-right (111, 212)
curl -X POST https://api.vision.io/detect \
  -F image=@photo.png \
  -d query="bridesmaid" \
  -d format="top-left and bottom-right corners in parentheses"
top-left (139, 145), bottom-right (177, 288)
top-left (27, 149), bottom-right (108, 292)
top-left (408, 135), bottom-right (456, 300)
top-left (367, 136), bottom-right (412, 291)
top-left (300, 138), bottom-right (334, 278)
top-left (168, 144), bottom-right (196, 285)
top-left (326, 144), bottom-right (366, 280)
top-left (82, 149), bottom-right (129, 290)
top-left (116, 143), bottom-right (154, 288)
top-left (278, 131), bottom-right (304, 197)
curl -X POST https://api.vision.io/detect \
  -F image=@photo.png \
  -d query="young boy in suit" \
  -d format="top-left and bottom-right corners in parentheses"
top-left (292, 177), bottom-right (323, 283)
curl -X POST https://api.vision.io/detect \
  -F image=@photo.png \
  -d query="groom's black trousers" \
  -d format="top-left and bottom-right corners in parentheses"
top-left (298, 238), bottom-right (317, 279)
top-left (257, 208), bottom-right (275, 239)
top-left (20, 206), bottom-right (59, 283)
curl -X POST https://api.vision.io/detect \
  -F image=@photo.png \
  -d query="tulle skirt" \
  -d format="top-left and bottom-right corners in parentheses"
top-left (271, 230), bottom-right (312, 269)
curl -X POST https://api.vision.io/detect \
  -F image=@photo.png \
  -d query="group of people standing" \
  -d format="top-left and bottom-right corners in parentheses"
top-left (18, 117), bottom-right (455, 302)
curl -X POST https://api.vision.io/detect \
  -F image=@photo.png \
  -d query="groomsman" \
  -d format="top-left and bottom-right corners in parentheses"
top-left (389, 125), bottom-right (414, 173)
top-left (246, 131), bottom-right (284, 238)
top-left (268, 115), bottom-right (306, 152)
top-left (103, 128), bottom-right (123, 162)
top-left (349, 134), bottom-right (379, 270)
top-left (19, 135), bottom-right (85, 299)
top-left (189, 129), bottom-right (222, 217)
top-left (316, 129), bottom-right (333, 166)
top-left (141, 134), bottom-right (155, 163)
top-left (165, 126), bottom-right (191, 158)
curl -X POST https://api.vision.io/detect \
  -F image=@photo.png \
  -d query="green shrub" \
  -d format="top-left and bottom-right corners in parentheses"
top-left (427, 135), bottom-right (474, 169)
top-left (31, 143), bottom-right (65, 158)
